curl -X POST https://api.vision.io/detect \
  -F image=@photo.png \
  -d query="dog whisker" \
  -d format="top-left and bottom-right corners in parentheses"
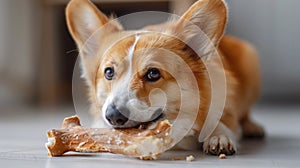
top-left (66, 49), bottom-right (79, 54)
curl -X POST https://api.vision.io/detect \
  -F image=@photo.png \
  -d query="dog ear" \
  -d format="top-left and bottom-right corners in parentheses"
top-left (66, 0), bottom-right (122, 84)
top-left (66, 0), bottom-right (122, 48)
top-left (176, 0), bottom-right (228, 46)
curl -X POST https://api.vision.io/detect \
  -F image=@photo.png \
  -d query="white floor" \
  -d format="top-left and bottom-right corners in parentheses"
top-left (0, 105), bottom-right (299, 168)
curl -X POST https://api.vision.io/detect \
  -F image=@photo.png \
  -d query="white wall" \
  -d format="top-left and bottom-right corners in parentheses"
top-left (226, 0), bottom-right (300, 102)
top-left (0, 0), bottom-right (9, 70)
top-left (0, 0), bottom-right (39, 106)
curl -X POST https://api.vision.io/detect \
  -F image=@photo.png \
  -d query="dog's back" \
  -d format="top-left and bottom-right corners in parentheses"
top-left (219, 35), bottom-right (264, 138)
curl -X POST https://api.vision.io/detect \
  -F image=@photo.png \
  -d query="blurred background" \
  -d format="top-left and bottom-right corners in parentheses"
top-left (0, 0), bottom-right (299, 111)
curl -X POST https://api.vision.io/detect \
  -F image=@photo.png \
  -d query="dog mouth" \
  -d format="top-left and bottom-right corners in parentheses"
top-left (111, 109), bottom-right (164, 129)
top-left (135, 113), bottom-right (164, 129)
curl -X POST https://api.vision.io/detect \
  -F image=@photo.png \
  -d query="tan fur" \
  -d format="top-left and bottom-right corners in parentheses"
top-left (66, 0), bottom-right (264, 155)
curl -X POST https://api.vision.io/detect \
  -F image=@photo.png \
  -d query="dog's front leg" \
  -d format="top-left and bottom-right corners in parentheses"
top-left (202, 122), bottom-right (238, 155)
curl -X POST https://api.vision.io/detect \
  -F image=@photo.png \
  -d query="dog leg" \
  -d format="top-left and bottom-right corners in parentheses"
top-left (241, 114), bottom-right (265, 138)
top-left (202, 122), bottom-right (237, 155)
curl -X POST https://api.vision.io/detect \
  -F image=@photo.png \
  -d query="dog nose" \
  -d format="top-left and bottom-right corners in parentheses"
top-left (105, 104), bottom-right (128, 126)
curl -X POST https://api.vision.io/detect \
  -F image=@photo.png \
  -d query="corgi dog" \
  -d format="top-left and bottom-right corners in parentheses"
top-left (66, 0), bottom-right (264, 156)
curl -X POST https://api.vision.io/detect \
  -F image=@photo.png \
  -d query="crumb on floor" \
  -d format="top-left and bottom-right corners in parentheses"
top-left (219, 154), bottom-right (226, 159)
top-left (186, 155), bottom-right (195, 162)
top-left (172, 157), bottom-right (184, 161)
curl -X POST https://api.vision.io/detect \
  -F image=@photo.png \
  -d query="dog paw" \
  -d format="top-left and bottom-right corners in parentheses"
top-left (203, 135), bottom-right (236, 155)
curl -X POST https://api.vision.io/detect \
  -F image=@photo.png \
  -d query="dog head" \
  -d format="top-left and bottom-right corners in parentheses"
top-left (66, 0), bottom-right (227, 128)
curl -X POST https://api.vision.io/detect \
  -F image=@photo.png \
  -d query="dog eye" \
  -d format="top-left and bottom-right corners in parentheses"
top-left (104, 67), bottom-right (114, 80)
top-left (145, 68), bottom-right (161, 82)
